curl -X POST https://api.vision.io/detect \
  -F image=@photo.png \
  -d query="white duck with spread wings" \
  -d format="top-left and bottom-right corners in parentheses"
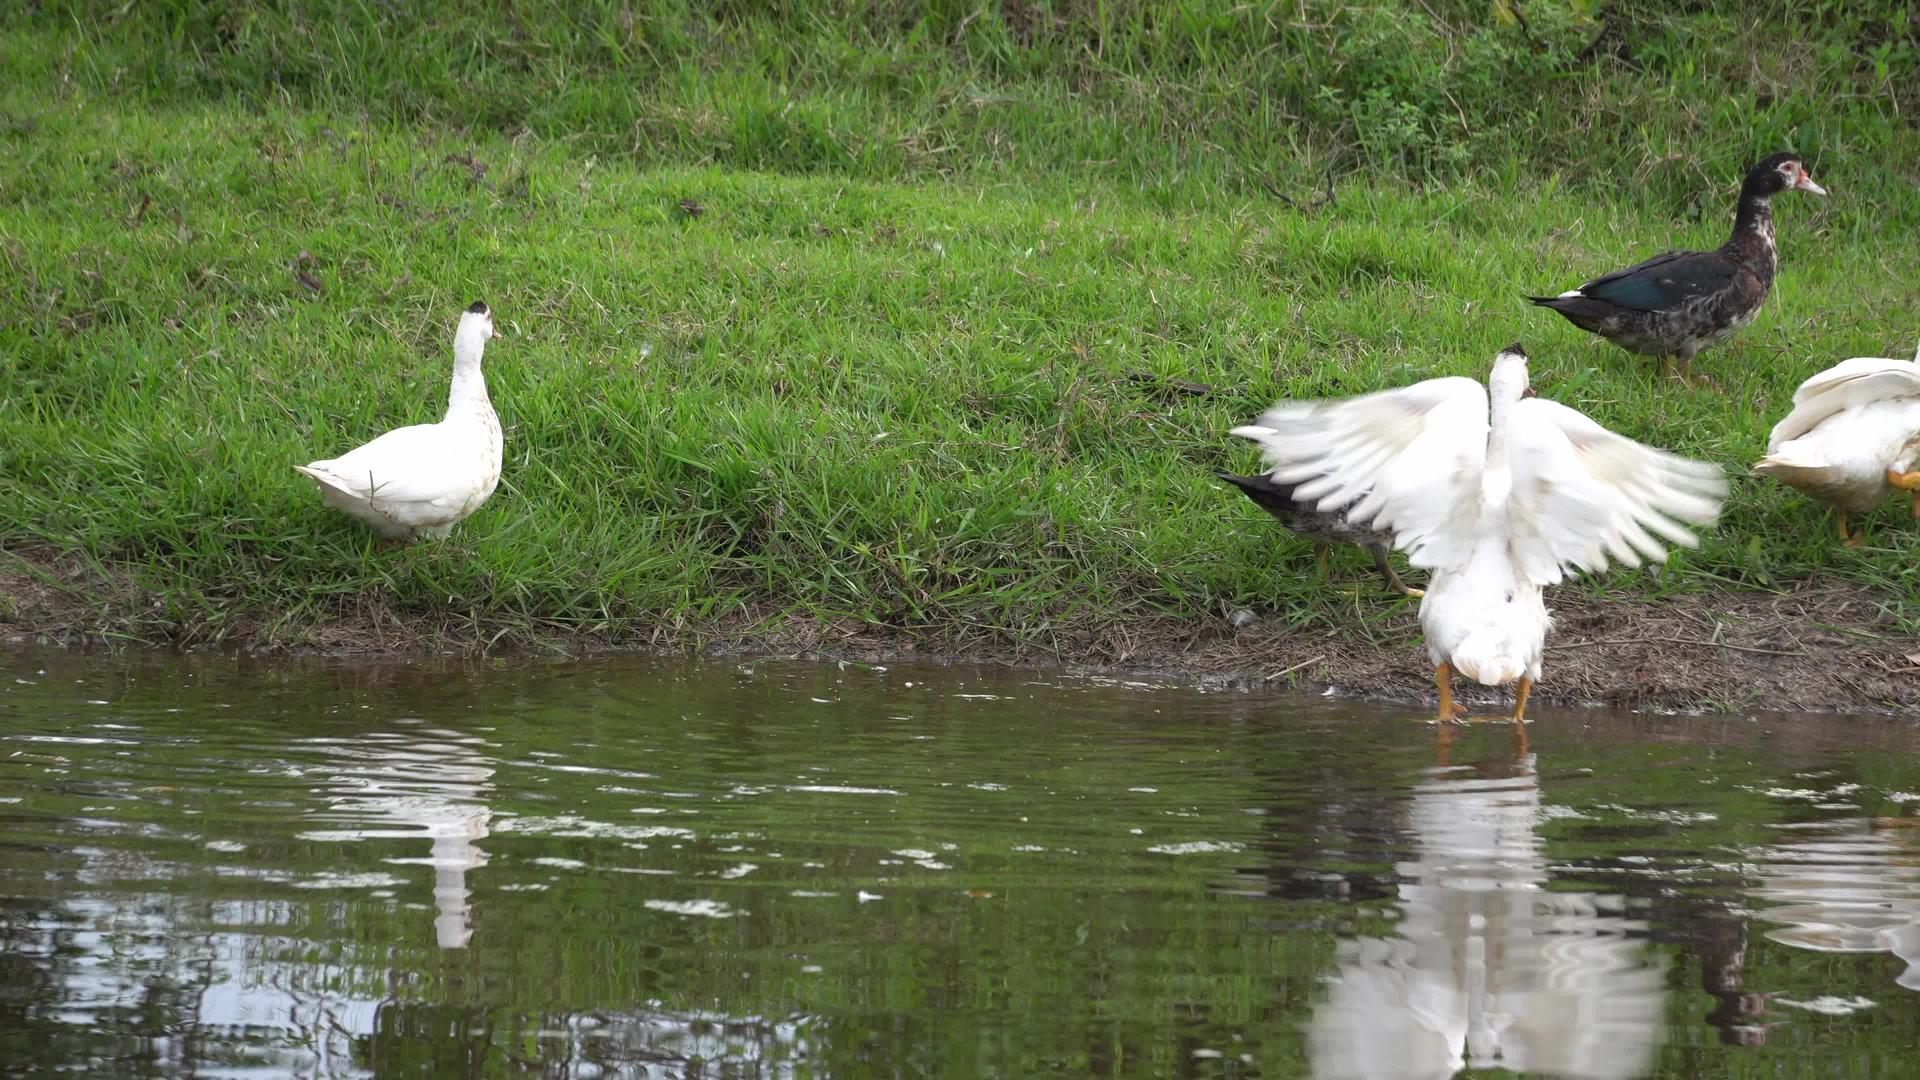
top-left (1750, 345), bottom-right (1920, 547)
top-left (296, 301), bottom-right (505, 542)
top-left (1232, 345), bottom-right (1727, 722)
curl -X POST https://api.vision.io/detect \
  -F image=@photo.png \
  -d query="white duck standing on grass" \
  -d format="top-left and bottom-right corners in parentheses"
top-left (1750, 344), bottom-right (1920, 548)
top-left (296, 301), bottom-right (505, 542)
top-left (1232, 344), bottom-right (1727, 723)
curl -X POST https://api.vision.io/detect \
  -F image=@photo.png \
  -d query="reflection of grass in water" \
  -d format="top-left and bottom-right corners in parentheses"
top-left (8, 654), bottom-right (1920, 1071)
top-left (0, 656), bottom-right (1338, 1072)
top-left (4, 7), bottom-right (1920, 655)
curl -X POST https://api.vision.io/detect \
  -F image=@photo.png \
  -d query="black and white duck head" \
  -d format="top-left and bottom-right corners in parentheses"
top-left (1745, 152), bottom-right (1828, 200)
top-left (1732, 152), bottom-right (1825, 251)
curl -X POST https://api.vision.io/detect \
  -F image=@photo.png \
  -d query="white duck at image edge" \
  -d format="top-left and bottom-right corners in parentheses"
top-left (1232, 344), bottom-right (1728, 723)
top-left (1750, 344), bottom-right (1920, 547)
top-left (295, 302), bottom-right (505, 542)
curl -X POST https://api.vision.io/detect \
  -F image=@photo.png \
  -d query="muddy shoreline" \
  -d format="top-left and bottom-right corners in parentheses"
top-left (5, 549), bottom-right (1916, 715)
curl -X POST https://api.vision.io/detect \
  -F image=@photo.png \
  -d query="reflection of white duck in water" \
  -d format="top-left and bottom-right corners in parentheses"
top-left (1308, 750), bottom-right (1666, 1080)
top-left (298, 727), bottom-right (494, 949)
top-left (1748, 817), bottom-right (1920, 992)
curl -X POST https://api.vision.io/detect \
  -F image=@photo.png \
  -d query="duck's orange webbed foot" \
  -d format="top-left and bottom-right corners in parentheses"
top-left (1838, 512), bottom-right (1866, 549)
top-left (1886, 470), bottom-right (1920, 520)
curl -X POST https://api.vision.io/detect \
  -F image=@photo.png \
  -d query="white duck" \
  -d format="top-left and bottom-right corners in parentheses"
top-left (296, 302), bottom-right (504, 542)
top-left (1232, 344), bottom-right (1727, 722)
top-left (1750, 344), bottom-right (1920, 547)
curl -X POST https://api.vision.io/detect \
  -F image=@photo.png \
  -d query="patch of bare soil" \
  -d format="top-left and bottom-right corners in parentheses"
top-left (3, 547), bottom-right (1917, 714)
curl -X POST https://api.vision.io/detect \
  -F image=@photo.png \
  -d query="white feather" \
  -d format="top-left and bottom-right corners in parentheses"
top-left (1505, 399), bottom-right (1727, 582)
top-left (1231, 376), bottom-right (1490, 571)
top-left (1231, 348), bottom-right (1727, 689)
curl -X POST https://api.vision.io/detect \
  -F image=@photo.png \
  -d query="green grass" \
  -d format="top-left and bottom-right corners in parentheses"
top-left (9, 1), bottom-right (1918, 209)
top-left (3, 4), bottom-right (1920, 649)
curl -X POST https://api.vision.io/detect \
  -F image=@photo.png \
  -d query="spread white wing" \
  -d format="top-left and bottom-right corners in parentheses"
top-left (1230, 376), bottom-right (1490, 571)
top-left (1505, 398), bottom-right (1728, 585)
top-left (1766, 356), bottom-right (1920, 451)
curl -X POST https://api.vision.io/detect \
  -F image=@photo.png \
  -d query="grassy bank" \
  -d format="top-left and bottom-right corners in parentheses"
top-left (3, 4), bottom-right (1920, 675)
top-left (9, 1), bottom-right (1919, 208)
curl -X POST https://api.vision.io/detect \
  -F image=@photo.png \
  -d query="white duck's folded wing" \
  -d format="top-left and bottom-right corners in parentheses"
top-left (1230, 376), bottom-right (1491, 570)
top-left (1766, 356), bottom-right (1920, 451)
top-left (1506, 398), bottom-right (1727, 585)
top-left (300, 423), bottom-right (476, 508)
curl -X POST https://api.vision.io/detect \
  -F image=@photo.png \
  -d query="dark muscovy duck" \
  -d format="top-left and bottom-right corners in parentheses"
top-left (1216, 471), bottom-right (1422, 597)
top-left (1528, 152), bottom-right (1825, 381)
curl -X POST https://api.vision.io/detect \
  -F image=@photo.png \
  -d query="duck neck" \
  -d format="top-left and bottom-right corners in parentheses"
top-left (445, 331), bottom-right (492, 420)
top-left (1726, 193), bottom-right (1776, 271)
top-left (1481, 390), bottom-right (1520, 517)
top-left (1485, 395), bottom-right (1515, 475)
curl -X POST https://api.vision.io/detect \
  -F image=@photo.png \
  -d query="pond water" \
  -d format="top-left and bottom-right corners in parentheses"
top-left (1, 648), bottom-right (1918, 1077)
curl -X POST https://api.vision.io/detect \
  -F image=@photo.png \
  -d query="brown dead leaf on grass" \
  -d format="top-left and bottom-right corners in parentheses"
top-left (292, 250), bottom-right (322, 294)
top-left (1125, 371), bottom-right (1214, 398)
top-left (443, 151), bottom-right (488, 183)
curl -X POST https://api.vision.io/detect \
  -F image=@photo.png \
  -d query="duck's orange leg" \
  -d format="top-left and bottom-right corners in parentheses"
top-left (1837, 512), bottom-right (1866, 548)
top-left (1433, 663), bottom-right (1466, 723)
top-left (1511, 676), bottom-right (1533, 724)
top-left (1665, 351), bottom-right (1705, 386)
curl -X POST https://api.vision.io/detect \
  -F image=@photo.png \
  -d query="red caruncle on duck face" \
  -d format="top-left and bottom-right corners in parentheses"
top-left (1778, 158), bottom-right (1827, 196)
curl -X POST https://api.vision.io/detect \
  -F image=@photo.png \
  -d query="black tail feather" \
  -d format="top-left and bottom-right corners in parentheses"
top-left (1525, 293), bottom-right (1616, 329)
top-left (1215, 471), bottom-right (1303, 515)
